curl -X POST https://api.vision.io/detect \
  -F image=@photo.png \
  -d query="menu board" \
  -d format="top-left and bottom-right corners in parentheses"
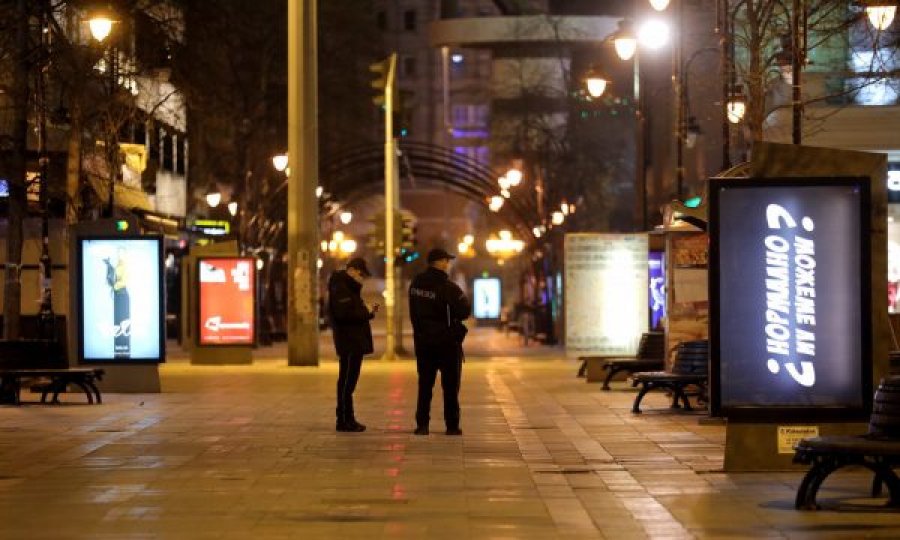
top-left (565, 233), bottom-right (649, 357)
top-left (78, 236), bottom-right (164, 363)
top-left (710, 178), bottom-right (871, 420)
top-left (198, 257), bottom-right (256, 346)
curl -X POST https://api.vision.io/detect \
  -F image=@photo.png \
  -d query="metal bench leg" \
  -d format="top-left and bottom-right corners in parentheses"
top-left (796, 459), bottom-right (833, 510)
top-left (85, 379), bottom-right (102, 404)
top-left (867, 459), bottom-right (900, 507)
top-left (679, 386), bottom-right (694, 411)
top-left (872, 473), bottom-right (884, 498)
top-left (803, 458), bottom-right (842, 510)
top-left (632, 382), bottom-right (653, 414)
top-left (50, 379), bottom-right (66, 404)
top-left (602, 366), bottom-right (622, 391)
top-left (795, 463), bottom-right (823, 510)
top-left (73, 381), bottom-right (95, 404)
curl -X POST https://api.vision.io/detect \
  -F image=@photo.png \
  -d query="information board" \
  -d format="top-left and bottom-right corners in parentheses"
top-left (78, 236), bottom-right (164, 363)
top-left (473, 277), bottom-right (501, 319)
top-left (710, 178), bottom-right (872, 421)
top-left (564, 233), bottom-right (649, 357)
top-left (198, 257), bottom-right (256, 346)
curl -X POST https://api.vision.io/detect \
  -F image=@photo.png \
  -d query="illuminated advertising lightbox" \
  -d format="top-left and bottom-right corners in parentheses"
top-left (78, 236), bottom-right (164, 363)
top-left (473, 278), bottom-right (501, 319)
top-left (649, 251), bottom-right (665, 330)
top-left (565, 233), bottom-right (649, 357)
top-left (198, 257), bottom-right (256, 346)
top-left (710, 178), bottom-right (872, 421)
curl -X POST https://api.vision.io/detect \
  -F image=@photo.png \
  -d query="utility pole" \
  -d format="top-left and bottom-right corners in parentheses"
top-left (287, 0), bottom-right (319, 366)
top-left (381, 54), bottom-right (399, 360)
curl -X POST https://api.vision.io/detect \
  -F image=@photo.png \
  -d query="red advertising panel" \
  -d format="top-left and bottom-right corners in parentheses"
top-left (198, 257), bottom-right (256, 346)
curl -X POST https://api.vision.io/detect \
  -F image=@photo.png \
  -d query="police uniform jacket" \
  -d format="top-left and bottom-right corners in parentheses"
top-left (408, 266), bottom-right (471, 350)
top-left (328, 270), bottom-right (374, 356)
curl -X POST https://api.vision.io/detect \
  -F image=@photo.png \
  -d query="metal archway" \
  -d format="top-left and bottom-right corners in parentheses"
top-left (266, 141), bottom-right (542, 242)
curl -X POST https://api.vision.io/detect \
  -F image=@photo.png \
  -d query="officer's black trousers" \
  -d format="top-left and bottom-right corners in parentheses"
top-left (415, 346), bottom-right (462, 429)
top-left (336, 353), bottom-right (363, 424)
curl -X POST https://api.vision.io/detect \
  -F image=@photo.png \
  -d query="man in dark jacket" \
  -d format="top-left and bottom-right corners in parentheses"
top-left (328, 257), bottom-right (377, 432)
top-left (408, 248), bottom-right (471, 435)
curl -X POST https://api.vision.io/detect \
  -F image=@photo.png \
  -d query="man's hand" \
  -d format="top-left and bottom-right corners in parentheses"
top-left (369, 303), bottom-right (380, 314)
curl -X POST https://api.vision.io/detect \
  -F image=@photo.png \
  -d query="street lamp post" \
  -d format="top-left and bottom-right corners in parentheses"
top-left (585, 17), bottom-right (661, 230)
top-left (88, 10), bottom-right (121, 217)
top-left (675, 47), bottom-right (718, 196)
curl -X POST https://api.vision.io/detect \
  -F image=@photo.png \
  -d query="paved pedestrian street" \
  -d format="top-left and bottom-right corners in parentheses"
top-left (1, 331), bottom-right (899, 539)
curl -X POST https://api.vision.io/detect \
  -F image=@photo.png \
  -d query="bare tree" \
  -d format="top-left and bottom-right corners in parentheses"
top-left (729, 0), bottom-right (898, 144)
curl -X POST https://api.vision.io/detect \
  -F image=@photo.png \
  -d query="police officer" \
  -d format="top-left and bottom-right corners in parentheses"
top-left (329, 257), bottom-right (378, 432)
top-left (408, 248), bottom-right (471, 435)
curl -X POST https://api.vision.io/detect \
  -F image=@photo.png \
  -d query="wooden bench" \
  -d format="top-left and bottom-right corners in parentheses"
top-left (0, 338), bottom-right (67, 370)
top-left (793, 436), bottom-right (900, 510)
top-left (793, 376), bottom-right (900, 510)
top-left (0, 368), bottom-right (105, 405)
top-left (630, 340), bottom-right (708, 414)
top-left (578, 332), bottom-right (665, 388)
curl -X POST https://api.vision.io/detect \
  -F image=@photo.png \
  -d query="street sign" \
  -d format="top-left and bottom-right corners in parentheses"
top-left (198, 257), bottom-right (256, 346)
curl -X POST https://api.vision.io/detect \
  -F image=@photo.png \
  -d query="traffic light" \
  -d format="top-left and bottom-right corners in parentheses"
top-left (665, 194), bottom-right (707, 230)
top-left (400, 210), bottom-right (417, 250)
top-left (367, 210), bottom-right (419, 263)
top-left (367, 211), bottom-right (403, 256)
top-left (394, 90), bottom-right (414, 138)
top-left (369, 55), bottom-right (397, 110)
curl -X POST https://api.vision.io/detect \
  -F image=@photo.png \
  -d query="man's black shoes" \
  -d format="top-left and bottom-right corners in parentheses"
top-left (446, 427), bottom-right (463, 436)
top-left (336, 420), bottom-right (366, 433)
top-left (414, 426), bottom-right (429, 435)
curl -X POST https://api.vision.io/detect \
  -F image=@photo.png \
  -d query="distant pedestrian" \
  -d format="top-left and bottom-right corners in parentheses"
top-left (328, 257), bottom-right (378, 432)
top-left (408, 248), bottom-right (471, 435)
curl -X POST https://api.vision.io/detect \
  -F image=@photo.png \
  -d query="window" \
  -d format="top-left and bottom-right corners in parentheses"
top-left (176, 137), bottom-right (186, 175)
top-left (451, 104), bottom-right (490, 127)
top-left (452, 105), bottom-right (469, 126)
top-left (404, 10), bottom-right (416, 31)
top-left (403, 56), bottom-right (417, 77)
top-left (376, 11), bottom-right (386, 31)
top-left (162, 133), bottom-right (173, 171)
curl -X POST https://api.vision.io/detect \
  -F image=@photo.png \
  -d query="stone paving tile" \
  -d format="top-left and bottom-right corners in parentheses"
top-left (1, 333), bottom-right (900, 538)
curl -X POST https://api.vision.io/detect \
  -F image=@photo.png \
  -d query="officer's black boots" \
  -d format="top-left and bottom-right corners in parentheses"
top-left (446, 427), bottom-right (462, 436)
top-left (336, 419), bottom-right (366, 432)
top-left (414, 426), bottom-right (429, 435)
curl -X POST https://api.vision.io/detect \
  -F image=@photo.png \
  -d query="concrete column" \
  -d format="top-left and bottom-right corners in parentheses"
top-left (287, 0), bottom-right (319, 366)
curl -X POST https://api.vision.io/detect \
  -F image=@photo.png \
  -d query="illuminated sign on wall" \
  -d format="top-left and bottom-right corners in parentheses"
top-left (78, 236), bottom-right (164, 363)
top-left (198, 257), bottom-right (256, 346)
top-left (564, 233), bottom-right (649, 357)
top-left (649, 251), bottom-right (665, 329)
top-left (190, 219), bottom-right (231, 236)
top-left (473, 277), bottom-right (501, 319)
top-left (710, 178), bottom-right (872, 421)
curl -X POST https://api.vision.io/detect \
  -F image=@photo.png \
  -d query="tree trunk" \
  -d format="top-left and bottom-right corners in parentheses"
top-left (3, 0), bottom-right (30, 340)
top-left (66, 103), bottom-right (82, 224)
